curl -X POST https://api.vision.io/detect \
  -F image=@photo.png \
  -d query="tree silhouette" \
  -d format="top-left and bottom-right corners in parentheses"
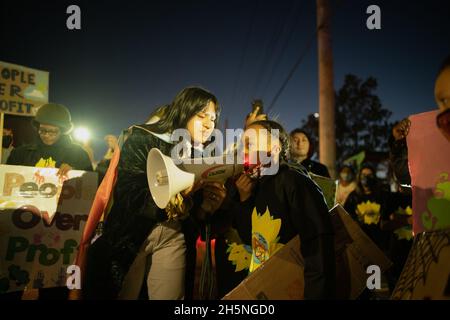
top-left (301, 74), bottom-right (393, 164)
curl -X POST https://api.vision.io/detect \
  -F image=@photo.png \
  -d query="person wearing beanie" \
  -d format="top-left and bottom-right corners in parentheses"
top-left (289, 128), bottom-right (331, 178)
top-left (3, 103), bottom-right (93, 300)
top-left (7, 103), bottom-right (93, 175)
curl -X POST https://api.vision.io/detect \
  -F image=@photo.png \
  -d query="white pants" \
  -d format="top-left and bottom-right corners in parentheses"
top-left (119, 220), bottom-right (186, 300)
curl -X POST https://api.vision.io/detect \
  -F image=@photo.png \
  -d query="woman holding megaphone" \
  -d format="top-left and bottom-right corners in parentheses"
top-left (84, 87), bottom-right (227, 300)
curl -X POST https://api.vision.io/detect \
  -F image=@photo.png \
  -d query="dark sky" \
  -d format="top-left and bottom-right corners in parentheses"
top-left (1, 0), bottom-right (449, 159)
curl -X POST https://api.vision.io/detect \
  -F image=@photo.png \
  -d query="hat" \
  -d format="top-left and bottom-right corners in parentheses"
top-left (32, 103), bottom-right (74, 134)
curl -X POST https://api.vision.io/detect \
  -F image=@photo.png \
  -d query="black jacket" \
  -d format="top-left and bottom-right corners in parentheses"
top-left (84, 125), bottom-right (186, 299)
top-left (225, 163), bottom-right (336, 299)
top-left (6, 135), bottom-right (93, 171)
top-left (300, 158), bottom-right (330, 178)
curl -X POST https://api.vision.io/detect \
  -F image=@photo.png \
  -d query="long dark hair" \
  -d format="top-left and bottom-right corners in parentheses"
top-left (145, 86), bottom-right (220, 134)
top-left (247, 119), bottom-right (290, 162)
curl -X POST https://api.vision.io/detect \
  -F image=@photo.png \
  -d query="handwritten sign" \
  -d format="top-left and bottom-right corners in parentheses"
top-left (0, 61), bottom-right (49, 116)
top-left (0, 165), bottom-right (97, 293)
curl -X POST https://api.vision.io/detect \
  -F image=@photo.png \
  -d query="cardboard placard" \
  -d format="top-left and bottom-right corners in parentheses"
top-left (391, 228), bottom-right (450, 300)
top-left (223, 205), bottom-right (392, 300)
top-left (0, 61), bottom-right (49, 116)
top-left (0, 165), bottom-right (97, 293)
top-left (407, 110), bottom-right (450, 234)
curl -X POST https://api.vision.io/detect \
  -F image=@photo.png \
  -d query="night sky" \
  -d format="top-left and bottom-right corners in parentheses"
top-left (1, 0), bottom-right (449, 159)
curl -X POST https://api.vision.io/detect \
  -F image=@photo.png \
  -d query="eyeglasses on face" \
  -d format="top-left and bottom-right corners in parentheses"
top-left (38, 128), bottom-right (60, 136)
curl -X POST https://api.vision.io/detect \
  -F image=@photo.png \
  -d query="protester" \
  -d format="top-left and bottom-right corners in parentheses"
top-left (344, 164), bottom-right (389, 252)
top-left (84, 87), bottom-right (227, 300)
top-left (7, 103), bottom-right (93, 175)
top-left (222, 119), bottom-right (336, 299)
top-left (336, 164), bottom-right (357, 206)
top-left (5, 103), bottom-right (92, 300)
top-left (289, 128), bottom-right (330, 177)
top-left (390, 54), bottom-right (450, 184)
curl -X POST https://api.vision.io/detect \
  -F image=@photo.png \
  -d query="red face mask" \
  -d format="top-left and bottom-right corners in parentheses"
top-left (437, 108), bottom-right (450, 142)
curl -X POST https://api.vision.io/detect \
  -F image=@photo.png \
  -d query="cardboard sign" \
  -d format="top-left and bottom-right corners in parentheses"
top-left (407, 110), bottom-right (450, 234)
top-left (223, 205), bottom-right (391, 300)
top-left (0, 61), bottom-right (49, 116)
top-left (0, 165), bottom-right (97, 293)
top-left (391, 228), bottom-right (450, 300)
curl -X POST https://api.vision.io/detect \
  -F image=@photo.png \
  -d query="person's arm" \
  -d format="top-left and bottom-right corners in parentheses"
top-left (287, 172), bottom-right (336, 299)
top-left (389, 119), bottom-right (411, 185)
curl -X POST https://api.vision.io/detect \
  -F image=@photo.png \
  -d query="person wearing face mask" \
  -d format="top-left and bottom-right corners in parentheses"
top-left (336, 165), bottom-right (357, 206)
top-left (2, 128), bottom-right (14, 164)
top-left (344, 164), bottom-right (389, 253)
top-left (220, 120), bottom-right (336, 299)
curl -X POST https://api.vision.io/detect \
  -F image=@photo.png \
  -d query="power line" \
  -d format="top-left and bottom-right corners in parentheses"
top-left (266, 0), bottom-right (346, 114)
top-left (260, 1), bottom-right (304, 98)
top-left (266, 29), bottom-right (316, 114)
top-left (230, 0), bottom-right (260, 110)
top-left (250, 1), bottom-right (289, 97)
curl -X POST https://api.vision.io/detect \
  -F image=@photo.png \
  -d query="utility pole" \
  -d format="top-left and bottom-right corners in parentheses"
top-left (316, 0), bottom-right (336, 178)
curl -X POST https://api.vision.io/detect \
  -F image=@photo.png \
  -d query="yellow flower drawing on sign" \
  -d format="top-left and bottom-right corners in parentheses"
top-left (227, 243), bottom-right (252, 272)
top-left (227, 207), bottom-right (285, 273)
top-left (249, 206), bottom-right (284, 273)
top-left (394, 206), bottom-right (413, 240)
top-left (35, 157), bottom-right (56, 168)
top-left (356, 200), bottom-right (381, 225)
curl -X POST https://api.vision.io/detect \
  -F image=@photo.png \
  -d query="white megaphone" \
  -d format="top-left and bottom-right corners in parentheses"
top-left (147, 148), bottom-right (244, 209)
top-left (147, 148), bottom-right (195, 209)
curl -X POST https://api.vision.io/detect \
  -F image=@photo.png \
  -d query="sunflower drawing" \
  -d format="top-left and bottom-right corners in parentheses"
top-left (356, 200), bottom-right (381, 225)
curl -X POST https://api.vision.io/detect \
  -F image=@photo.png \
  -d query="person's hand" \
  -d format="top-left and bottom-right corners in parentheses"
top-left (57, 163), bottom-right (72, 178)
top-left (392, 118), bottom-right (411, 141)
top-left (200, 181), bottom-right (227, 214)
top-left (245, 106), bottom-right (267, 129)
top-left (181, 179), bottom-right (205, 198)
top-left (235, 173), bottom-right (256, 202)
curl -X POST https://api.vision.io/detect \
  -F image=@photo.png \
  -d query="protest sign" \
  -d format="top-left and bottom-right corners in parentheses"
top-left (0, 61), bottom-right (49, 116)
top-left (407, 110), bottom-right (450, 234)
top-left (0, 165), bottom-right (97, 293)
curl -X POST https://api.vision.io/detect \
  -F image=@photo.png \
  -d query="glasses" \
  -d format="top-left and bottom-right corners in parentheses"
top-left (38, 128), bottom-right (60, 136)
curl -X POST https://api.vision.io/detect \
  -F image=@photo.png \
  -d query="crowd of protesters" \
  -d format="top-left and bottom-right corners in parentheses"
top-left (0, 54), bottom-right (449, 301)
